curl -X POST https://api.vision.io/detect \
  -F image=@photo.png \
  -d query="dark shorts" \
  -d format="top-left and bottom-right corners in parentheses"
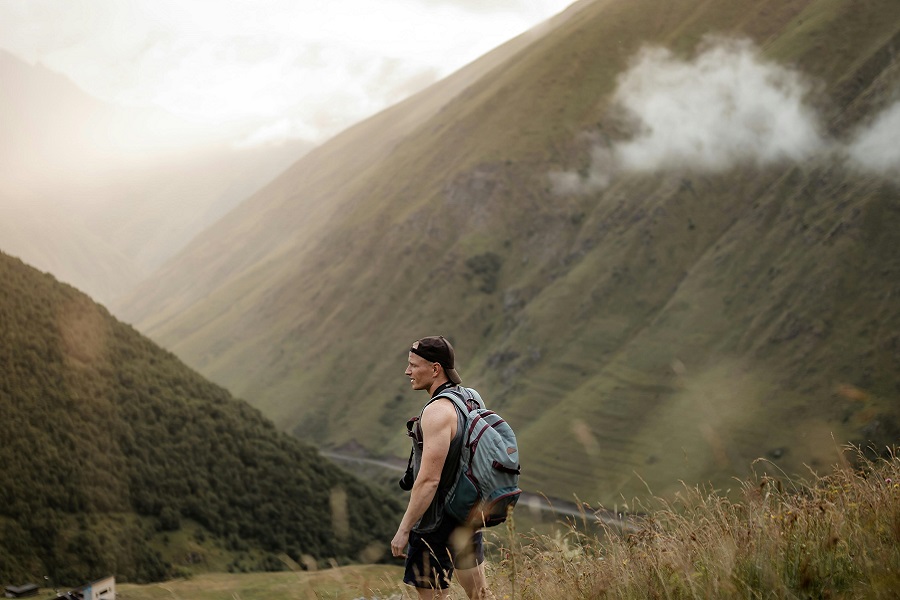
top-left (403, 518), bottom-right (484, 590)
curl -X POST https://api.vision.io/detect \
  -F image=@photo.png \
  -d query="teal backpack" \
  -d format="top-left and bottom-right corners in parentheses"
top-left (436, 386), bottom-right (522, 527)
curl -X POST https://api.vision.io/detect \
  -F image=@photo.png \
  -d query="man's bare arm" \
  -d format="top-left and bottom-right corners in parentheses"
top-left (390, 399), bottom-right (456, 557)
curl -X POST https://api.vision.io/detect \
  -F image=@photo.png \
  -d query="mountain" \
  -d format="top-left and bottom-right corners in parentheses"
top-left (0, 197), bottom-right (143, 304)
top-left (0, 251), bottom-right (402, 586)
top-left (117, 0), bottom-right (900, 505)
top-left (0, 50), bottom-right (311, 306)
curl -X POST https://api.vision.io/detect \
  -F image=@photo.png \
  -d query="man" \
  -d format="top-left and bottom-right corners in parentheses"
top-left (391, 336), bottom-right (488, 599)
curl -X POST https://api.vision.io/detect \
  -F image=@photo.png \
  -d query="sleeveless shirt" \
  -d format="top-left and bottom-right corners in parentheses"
top-left (410, 384), bottom-right (468, 533)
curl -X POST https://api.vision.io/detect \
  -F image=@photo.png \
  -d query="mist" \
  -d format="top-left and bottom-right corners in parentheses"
top-left (0, 50), bottom-right (315, 307)
top-left (846, 101), bottom-right (900, 179)
top-left (548, 141), bottom-right (614, 194)
top-left (612, 38), bottom-right (824, 172)
top-left (551, 37), bottom-right (900, 194)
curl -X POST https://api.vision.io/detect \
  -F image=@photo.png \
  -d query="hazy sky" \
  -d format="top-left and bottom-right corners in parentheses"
top-left (0, 0), bottom-right (575, 146)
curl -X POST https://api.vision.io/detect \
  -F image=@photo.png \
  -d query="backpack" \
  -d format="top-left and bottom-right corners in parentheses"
top-left (435, 386), bottom-right (522, 527)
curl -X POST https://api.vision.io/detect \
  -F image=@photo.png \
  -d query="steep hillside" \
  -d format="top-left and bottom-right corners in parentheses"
top-left (119, 0), bottom-right (900, 505)
top-left (0, 252), bottom-right (401, 586)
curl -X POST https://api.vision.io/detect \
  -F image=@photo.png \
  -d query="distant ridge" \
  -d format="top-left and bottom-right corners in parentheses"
top-left (0, 251), bottom-right (401, 585)
top-left (0, 49), bottom-right (311, 306)
top-left (118, 0), bottom-right (900, 505)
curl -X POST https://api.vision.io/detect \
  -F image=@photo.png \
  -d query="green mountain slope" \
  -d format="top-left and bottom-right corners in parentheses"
top-left (118, 0), bottom-right (900, 505)
top-left (0, 252), bottom-right (401, 586)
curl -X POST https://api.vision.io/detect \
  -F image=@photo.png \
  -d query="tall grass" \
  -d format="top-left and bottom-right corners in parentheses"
top-left (491, 448), bottom-right (900, 599)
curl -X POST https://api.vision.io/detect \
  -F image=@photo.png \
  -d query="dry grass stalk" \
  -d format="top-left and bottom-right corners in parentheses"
top-left (490, 447), bottom-right (900, 599)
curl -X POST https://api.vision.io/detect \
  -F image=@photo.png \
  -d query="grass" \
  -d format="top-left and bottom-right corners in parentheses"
top-left (113, 566), bottom-right (406, 600)
top-left (489, 446), bottom-right (900, 599)
top-left (91, 446), bottom-right (898, 600)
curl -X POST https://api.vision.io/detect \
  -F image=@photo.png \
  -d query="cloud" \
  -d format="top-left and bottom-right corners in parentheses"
top-left (235, 118), bottom-right (299, 148)
top-left (846, 101), bottom-right (900, 177)
top-left (415, 0), bottom-right (569, 15)
top-left (0, 0), bottom-right (574, 146)
top-left (549, 145), bottom-right (613, 194)
top-left (552, 37), bottom-right (832, 194)
top-left (612, 38), bottom-right (825, 172)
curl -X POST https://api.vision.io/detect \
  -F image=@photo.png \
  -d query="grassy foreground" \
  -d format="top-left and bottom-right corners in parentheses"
top-left (54, 448), bottom-right (898, 600)
top-left (493, 448), bottom-right (900, 599)
top-left (115, 565), bottom-right (406, 600)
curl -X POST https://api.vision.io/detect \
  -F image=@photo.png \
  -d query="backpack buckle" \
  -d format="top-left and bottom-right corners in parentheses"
top-left (406, 416), bottom-right (422, 445)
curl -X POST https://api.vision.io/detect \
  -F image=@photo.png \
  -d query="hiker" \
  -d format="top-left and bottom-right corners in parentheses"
top-left (391, 335), bottom-right (488, 599)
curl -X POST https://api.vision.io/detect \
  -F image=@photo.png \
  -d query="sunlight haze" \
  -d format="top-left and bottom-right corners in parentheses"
top-left (0, 0), bottom-right (575, 146)
top-left (0, 0), bottom-right (576, 306)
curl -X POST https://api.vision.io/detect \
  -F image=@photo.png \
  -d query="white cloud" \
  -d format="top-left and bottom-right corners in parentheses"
top-left (549, 145), bottom-right (613, 194)
top-left (415, 0), bottom-right (572, 15)
top-left (846, 101), bottom-right (900, 176)
top-left (552, 37), bottom-right (834, 194)
top-left (613, 38), bottom-right (824, 172)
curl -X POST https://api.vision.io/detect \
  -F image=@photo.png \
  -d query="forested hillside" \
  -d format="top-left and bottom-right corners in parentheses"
top-left (0, 251), bottom-right (401, 585)
top-left (118, 0), bottom-right (900, 505)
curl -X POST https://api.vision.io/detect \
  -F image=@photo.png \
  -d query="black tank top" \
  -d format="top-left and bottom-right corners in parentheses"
top-left (411, 385), bottom-right (467, 533)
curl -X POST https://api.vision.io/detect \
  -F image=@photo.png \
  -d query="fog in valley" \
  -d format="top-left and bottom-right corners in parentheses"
top-left (0, 0), bottom-right (574, 308)
top-left (0, 58), bottom-right (312, 305)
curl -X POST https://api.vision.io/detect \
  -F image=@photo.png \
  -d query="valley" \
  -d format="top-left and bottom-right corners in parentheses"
top-left (2, 0), bottom-right (898, 591)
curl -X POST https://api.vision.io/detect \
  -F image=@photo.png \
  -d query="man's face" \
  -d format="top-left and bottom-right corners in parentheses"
top-left (405, 351), bottom-right (437, 391)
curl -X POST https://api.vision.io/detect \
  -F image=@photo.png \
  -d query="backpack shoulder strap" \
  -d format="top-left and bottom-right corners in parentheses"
top-left (431, 387), bottom-right (468, 417)
top-left (432, 385), bottom-right (480, 416)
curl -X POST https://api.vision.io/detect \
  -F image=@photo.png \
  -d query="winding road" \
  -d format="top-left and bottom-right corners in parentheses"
top-left (321, 451), bottom-right (639, 532)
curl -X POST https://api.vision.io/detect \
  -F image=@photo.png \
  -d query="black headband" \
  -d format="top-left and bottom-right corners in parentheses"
top-left (410, 345), bottom-right (450, 367)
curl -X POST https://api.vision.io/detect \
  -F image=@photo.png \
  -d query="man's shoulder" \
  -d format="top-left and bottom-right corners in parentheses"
top-left (421, 396), bottom-right (458, 422)
top-left (423, 395), bottom-right (458, 412)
